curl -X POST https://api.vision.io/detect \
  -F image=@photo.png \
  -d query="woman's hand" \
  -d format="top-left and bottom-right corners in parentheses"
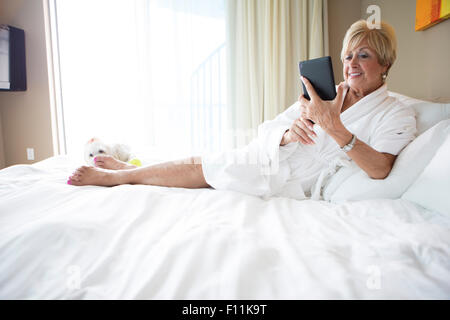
top-left (298, 77), bottom-right (348, 134)
top-left (280, 117), bottom-right (317, 146)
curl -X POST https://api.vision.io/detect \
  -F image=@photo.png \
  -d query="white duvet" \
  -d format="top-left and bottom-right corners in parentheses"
top-left (0, 156), bottom-right (449, 299)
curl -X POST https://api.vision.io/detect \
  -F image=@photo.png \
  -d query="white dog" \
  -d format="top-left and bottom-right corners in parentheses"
top-left (84, 137), bottom-right (132, 166)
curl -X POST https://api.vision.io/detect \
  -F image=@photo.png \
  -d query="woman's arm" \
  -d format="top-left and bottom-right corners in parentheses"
top-left (299, 76), bottom-right (395, 179)
top-left (327, 122), bottom-right (396, 179)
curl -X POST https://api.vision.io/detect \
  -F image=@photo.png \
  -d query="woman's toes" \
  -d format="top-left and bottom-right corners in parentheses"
top-left (67, 174), bottom-right (79, 184)
top-left (69, 167), bottom-right (88, 182)
top-left (68, 178), bottom-right (82, 186)
top-left (76, 166), bottom-right (87, 174)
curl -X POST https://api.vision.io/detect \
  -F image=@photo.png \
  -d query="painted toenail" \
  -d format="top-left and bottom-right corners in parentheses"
top-left (67, 179), bottom-right (72, 185)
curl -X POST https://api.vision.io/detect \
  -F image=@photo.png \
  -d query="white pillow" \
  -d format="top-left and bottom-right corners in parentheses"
top-left (402, 134), bottom-right (450, 215)
top-left (388, 91), bottom-right (450, 135)
top-left (323, 119), bottom-right (450, 202)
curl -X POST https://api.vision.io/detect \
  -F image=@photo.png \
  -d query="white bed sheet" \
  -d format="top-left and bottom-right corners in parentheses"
top-left (0, 156), bottom-right (449, 299)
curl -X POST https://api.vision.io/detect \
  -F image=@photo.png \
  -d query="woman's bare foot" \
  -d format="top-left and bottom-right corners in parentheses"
top-left (94, 155), bottom-right (137, 170)
top-left (68, 166), bottom-right (129, 187)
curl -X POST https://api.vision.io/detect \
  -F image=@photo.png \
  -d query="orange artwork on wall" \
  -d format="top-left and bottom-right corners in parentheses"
top-left (415, 0), bottom-right (450, 31)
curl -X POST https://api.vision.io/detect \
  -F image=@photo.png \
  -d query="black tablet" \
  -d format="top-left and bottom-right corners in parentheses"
top-left (299, 56), bottom-right (336, 101)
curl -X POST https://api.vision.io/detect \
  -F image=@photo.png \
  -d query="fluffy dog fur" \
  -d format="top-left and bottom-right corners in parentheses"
top-left (84, 137), bottom-right (132, 166)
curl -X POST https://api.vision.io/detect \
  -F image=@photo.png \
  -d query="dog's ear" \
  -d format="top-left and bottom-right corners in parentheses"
top-left (86, 137), bottom-right (99, 144)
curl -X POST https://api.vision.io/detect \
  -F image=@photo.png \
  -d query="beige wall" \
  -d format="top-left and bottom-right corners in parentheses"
top-left (0, 112), bottom-right (4, 168)
top-left (328, 0), bottom-right (450, 103)
top-left (327, 0), bottom-right (362, 84)
top-left (0, 0), bottom-right (54, 169)
top-left (360, 0), bottom-right (450, 102)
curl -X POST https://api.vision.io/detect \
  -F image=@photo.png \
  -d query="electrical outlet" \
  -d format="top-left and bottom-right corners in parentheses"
top-left (27, 148), bottom-right (35, 160)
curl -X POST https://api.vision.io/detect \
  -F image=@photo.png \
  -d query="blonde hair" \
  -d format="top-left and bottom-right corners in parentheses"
top-left (341, 20), bottom-right (397, 73)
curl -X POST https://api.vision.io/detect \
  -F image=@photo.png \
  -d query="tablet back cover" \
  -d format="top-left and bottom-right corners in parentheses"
top-left (299, 56), bottom-right (336, 100)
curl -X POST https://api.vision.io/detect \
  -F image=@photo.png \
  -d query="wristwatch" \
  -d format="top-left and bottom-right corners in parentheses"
top-left (341, 134), bottom-right (356, 152)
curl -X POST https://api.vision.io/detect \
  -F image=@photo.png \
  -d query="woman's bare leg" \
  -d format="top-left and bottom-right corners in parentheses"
top-left (68, 156), bottom-right (210, 188)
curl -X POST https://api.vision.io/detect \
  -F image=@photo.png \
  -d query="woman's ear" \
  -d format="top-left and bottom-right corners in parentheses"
top-left (383, 64), bottom-right (390, 76)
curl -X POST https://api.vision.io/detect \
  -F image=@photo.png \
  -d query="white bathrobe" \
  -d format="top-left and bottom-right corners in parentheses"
top-left (201, 84), bottom-right (417, 200)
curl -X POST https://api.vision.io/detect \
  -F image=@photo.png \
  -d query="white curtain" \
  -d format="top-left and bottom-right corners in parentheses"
top-left (54, 0), bottom-right (226, 161)
top-left (226, 0), bottom-right (328, 148)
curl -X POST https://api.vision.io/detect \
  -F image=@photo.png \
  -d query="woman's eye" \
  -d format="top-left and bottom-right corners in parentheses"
top-left (89, 153), bottom-right (93, 157)
top-left (99, 150), bottom-right (105, 154)
top-left (345, 55), bottom-right (352, 60)
top-left (359, 53), bottom-right (368, 58)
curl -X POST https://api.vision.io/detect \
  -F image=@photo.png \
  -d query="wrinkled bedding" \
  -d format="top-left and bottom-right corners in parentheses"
top-left (0, 156), bottom-right (449, 299)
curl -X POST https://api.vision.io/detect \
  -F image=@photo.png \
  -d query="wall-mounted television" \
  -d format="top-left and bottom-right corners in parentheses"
top-left (0, 24), bottom-right (26, 91)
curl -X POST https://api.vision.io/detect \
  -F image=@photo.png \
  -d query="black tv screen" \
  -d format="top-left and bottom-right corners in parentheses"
top-left (0, 24), bottom-right (26, 91)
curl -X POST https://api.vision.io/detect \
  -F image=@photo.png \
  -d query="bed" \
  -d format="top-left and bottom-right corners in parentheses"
top-left (1, 92), bottom-right (449, 299)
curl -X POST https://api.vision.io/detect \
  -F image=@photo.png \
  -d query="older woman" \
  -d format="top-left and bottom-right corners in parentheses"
top-left (68, 20), bottom-right (416, 200)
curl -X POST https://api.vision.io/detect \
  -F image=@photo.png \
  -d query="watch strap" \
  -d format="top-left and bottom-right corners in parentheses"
top-left (341, 134), bottom-right (356, 152)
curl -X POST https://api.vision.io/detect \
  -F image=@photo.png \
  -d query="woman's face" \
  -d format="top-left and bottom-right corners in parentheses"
top-left (342, 40), bottom-right (388, 96)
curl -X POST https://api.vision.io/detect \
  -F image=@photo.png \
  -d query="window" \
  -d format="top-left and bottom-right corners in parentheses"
top-left (53, 0), bottom-right (226, 162)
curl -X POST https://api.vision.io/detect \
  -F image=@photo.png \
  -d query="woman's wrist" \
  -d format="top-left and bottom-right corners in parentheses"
top-left (325, 123), bottom-right (353, 148)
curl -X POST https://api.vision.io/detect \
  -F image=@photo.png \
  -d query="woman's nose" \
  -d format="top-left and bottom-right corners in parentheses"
top-left (349, 54), bottom-right (359, 65)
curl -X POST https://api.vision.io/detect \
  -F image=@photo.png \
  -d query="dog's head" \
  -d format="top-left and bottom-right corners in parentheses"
top-left (84, 137), bottom-right (113, 166)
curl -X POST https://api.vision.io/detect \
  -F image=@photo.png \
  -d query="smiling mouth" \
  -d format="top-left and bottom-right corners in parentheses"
top-left (348, 72), bottom-right (362, 78)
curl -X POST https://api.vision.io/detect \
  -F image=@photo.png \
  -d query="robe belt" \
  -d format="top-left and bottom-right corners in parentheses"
top-left (310, 158), bottom-right (353, 200)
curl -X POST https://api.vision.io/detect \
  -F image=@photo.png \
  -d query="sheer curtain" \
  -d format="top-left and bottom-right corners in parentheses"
top-left (54, 0), bottom-right (226, 162)
top-left (226, 0), bottom-right (328, 148)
